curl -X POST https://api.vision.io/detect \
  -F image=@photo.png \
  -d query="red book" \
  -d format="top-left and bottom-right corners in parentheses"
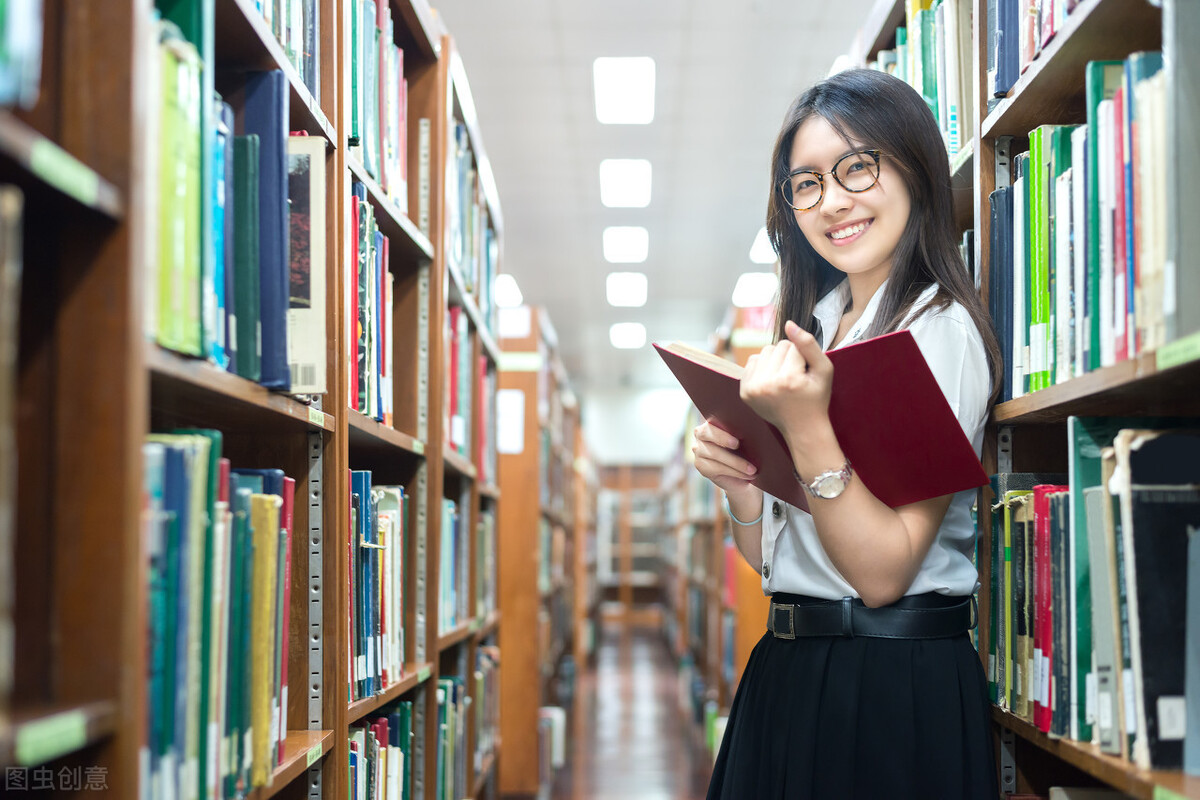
top-left (654, 331), bottom-right (988, 513)
top-left (1032, 484), bottom-right (1067, 733)
top-left (349, 197), bottom-right (361, 410)
top-left (476, 355), bottom-right (488, 483)
top-left (278, 475), bottom-right (296, 762)
top-left (1112, 88), bottom-right (1128, 363)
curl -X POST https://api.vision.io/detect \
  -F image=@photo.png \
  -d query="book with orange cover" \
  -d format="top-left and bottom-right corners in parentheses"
top-left (654, 330), bottom-right (988, 513)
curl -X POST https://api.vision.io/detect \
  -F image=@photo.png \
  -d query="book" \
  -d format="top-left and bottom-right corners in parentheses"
top-left (233, 134), bottom-right (262, 382)
top-left (240, 70), bottom-right (291, 391)
top-left (1111, 429), bottom-right (1200, 770)
top-left (286, 134), bottom-right (328, 394)
top-left (0, 186), bottom-right (20, 736)
top-left (653, 331), bottom-right (988, 513)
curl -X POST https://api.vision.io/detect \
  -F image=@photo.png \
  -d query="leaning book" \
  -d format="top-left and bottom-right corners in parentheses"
top-left (654, 330), bottom-right (988, 513)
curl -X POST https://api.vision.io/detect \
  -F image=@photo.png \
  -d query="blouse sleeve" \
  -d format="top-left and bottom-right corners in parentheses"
top-left (907, 313), bottom-right (991, 449)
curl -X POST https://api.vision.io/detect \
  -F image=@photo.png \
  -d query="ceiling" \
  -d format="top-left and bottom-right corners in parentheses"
top-left (428, 0), bottom-right (876, 397)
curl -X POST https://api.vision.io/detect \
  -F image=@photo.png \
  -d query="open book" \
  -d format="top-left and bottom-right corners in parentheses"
top-left (654, 330), bottom-right (988, 512)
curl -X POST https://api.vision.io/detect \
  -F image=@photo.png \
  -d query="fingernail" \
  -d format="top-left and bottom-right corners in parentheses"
top-left (746, 464), bottom-right (757, 474)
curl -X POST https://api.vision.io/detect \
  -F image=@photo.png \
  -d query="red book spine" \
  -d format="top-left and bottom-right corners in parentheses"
top-left (349, 197), bottom-right (361, 410)
top-left (1032, 484), bottom-right (1065, 733)
top-left (477, 355), bottom-right (488, 484)
top-left (347, 472), bottom-right (357, 702)
top-left (1112, 88), bottom-right (1128, 363)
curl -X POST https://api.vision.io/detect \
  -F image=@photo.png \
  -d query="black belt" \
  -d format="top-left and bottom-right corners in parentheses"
top-left (766, 593), bottom-right (976, 640)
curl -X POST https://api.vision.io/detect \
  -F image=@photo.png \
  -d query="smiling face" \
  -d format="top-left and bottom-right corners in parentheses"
top-left (787, 115), bottom-right (911, 288)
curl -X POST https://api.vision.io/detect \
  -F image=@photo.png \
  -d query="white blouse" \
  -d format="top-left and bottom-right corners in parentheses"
top-left (758, 278), bottom-right (991, 599)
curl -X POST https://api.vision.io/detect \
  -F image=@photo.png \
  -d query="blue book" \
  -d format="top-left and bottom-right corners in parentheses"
top-left (158, 443), bottom-right (192, 784)
top-left (241, 70), bottom-right (291, 390)
top-left (995, 0), bottom-right (1019, 96)
top-left (350, 470), bottom-right (374, 696)
top-left (231, 467), bottom-right (285, 498)
top-left (1122, 52), bottom-right (1162, 356)
top-left (210, 93), bottom-right (229, 368)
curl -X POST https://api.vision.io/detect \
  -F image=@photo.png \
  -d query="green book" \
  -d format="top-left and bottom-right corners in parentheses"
top-left (224, 481), bottom-right (250, 799)
top-left (1028, 127), bottom-right (1048, 392)
top-left (233, 134), bottom-right (261, 381)
top-left (1085, 61), bottom-right (1126, 371)
top-left (1045, 125), bottom-right (1079, 386)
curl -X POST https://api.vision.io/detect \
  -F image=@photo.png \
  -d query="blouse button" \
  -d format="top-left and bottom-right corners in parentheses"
top-left (772, 501), bottom-right (783, 519)
top-left (762, 562), bottom-right (770, 579)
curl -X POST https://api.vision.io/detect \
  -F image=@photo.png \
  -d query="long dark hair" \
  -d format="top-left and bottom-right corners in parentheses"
top-left (766, 68), bottom-right (1002, 405)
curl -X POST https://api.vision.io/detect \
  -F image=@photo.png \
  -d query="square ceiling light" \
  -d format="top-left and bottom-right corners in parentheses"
top-left (600, 159), bottom-right (652, 208)
top-left (493, 273), bottom-right (524, 308)
top-left (749, 226), bottom-right (777, 264)
top-left (593, 57), bottom-right (655, 124)
top-left (732, 272), bottom-right (779, 308)
top-left (609, 322), bottom-right (647, 349)
top-left (606, 272), bottom-right (648, 307)
top-left (602, 226), bottom-right (649, 263)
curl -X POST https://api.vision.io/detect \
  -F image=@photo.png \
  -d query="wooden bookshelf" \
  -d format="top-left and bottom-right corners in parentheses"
top-left (834, 0), bottom-right (1200, 796)
top-left (497, 305), bottom-right (595, 797)
top-left (2, 1), bottom-right (503, 797)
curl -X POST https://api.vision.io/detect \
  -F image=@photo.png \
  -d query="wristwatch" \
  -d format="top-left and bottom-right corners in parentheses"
top-left (797, 459), bottom-right (854, 499)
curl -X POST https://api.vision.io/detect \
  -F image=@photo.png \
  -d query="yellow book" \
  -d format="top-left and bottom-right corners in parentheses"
top-left (249, 493), bottom-right (281, 788)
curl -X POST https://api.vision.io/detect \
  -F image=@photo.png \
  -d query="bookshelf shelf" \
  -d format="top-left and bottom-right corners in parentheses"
top-left (213, 0), bottom-right (336, 144)
top-left (990, 350), bottom-right (1200, 424)
top-left (436, 621), bottom-right (474, 652)
top-left (980, 0), bottom-right (1162, 139)
top-left (471, 748), bottom-right (496, 796)
top-left (345, 662), bottom-right (435, 725)
top-left (852, 0), bottom-right (905, 65)
top-left (446, 261), bottom-right (500, 363)
top-left (447, 52), bottom-right (503, 236)
top-left (477, 610), bottom-right (501, 639)
top-left (443, 445), bottom-right (476, 479)
top-left (0, 700), bottom-right (118, 769)
top-left (345, 154), bottom-right (433, 262)
top-left (0, 112), bottom-right (123, 219)
top-left (242, 730), bottom-right (334, 800)
top-left (346, 411), bottom-right (426, 458)
top-left (479, 483), bottom-right (500, 501)
top-left (993, 710), bottom-right (1200, 800)
top-left (389, 0), bottom-right (441, 61)
top-left (146, 344), bottom-right (336, 432)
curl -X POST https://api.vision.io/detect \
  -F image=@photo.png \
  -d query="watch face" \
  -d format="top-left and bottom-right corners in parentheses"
top-left (814, 473), bottom-right (848, 499)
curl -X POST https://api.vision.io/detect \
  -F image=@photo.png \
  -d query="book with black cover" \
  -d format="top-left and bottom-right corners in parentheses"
top-left (654, 330), bottom-right (988, 514)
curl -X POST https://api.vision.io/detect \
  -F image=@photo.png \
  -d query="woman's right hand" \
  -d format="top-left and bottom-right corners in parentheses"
top-left (691, 421), bottom-right (763, 505)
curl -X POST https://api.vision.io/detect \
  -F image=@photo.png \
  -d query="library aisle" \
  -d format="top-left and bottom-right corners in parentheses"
top-left (550, 621), bottom-right (712, 800)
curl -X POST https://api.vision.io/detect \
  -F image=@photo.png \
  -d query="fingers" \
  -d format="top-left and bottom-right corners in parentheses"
top-left (691, 424), bottom-right (757, 479)
top-left (784, 320), bottom-right (831, 377)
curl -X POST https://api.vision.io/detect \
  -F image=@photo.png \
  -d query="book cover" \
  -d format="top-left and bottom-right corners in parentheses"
top-left (276, 475), bottom-right (295, 762)
top-left (1034, 484), bottom-right (1068, 731)
top-left (653, 331), bottom-right (988, 513)
top-left (249, 492), bottom-right (282, 787)
top-left (1084, 61), bottom-right (1125, 371)
top-left (1085, 484), bottom-right (1121, 755)
top-left (1111, 429), bottom-right (1200, 770)
top-left (241, 70), bottom-right (291, 390)
top-left (286, 134), bottom-right (328, 394)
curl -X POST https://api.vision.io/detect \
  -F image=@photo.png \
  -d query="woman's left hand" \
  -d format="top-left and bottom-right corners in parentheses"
top-left (740, 320), bottom-right (834, 439)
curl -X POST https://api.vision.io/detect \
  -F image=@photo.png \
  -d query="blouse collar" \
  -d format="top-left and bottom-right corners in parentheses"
top-left (812, 277), bottom-right (891, 350)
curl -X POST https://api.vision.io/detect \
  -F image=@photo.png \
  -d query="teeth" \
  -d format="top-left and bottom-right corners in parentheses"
top-left (830, 221), bottom-right (868, 240)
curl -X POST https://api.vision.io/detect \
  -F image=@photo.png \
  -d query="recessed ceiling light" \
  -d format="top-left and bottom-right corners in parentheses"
top-left (599, 159), bottom-right (652, 208)
top-left (609, 322), bottom-right (647, 349)
top-left (749, 227), bottom-right (777, 264)
top-left (606, 272), bottom-right (648, 308)
top-left (732, 272), bottom-right (779, 308)
top-left (593, 57), bottom-right (655, 125)
top-left (494, 273), bottom-right (524, 308)
top-left (602, 226), bottom-right (649, 263)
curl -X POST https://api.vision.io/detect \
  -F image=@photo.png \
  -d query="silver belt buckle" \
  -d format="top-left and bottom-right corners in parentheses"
top-left (772, 602), bottom-right (796, 639)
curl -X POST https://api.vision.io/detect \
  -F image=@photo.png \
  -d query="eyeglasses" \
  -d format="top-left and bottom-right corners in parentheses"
top-left (779, 149), bottom-right (885, 211)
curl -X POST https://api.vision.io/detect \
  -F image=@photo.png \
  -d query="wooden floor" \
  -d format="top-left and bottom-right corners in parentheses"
top-left (551, 621), bottom-right (713, 800)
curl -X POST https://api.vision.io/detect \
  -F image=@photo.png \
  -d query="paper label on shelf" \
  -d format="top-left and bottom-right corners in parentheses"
top-left (1154, 788), bottom-right (1187, 800)
top-left (1157, 695), bottom-right (1186, 740)
top-left (417, 665), bottom-right (432, 683)
top-left (496, 390), bottom-right (525, 454)
top-left (498, 306), bottom-right (532, 339)
top-left (1157, 328), bottom-right (1200, 371)
top-left (30, 140), bottom-right (101, 208)
top-left (308, 407), bottom-right (325, 427)
top-left (306, 743), bottom-right (322, 767)
top-left (498, 351), bottom-right (542, 372)
top-left (15, 710), bottom-right (87, 766)
top-left (413, 439), bottom-right (425, 455)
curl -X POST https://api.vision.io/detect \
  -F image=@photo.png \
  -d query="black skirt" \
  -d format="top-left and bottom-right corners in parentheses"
top-left (706, 593), bottom-right (998, 800)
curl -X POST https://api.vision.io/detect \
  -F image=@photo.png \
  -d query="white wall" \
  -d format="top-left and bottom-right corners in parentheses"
top-left (581, 388), bottom-right (693, 466)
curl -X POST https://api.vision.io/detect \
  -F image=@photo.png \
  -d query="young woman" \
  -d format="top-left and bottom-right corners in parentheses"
top-left (694, 69), bottom-right (1003, 799)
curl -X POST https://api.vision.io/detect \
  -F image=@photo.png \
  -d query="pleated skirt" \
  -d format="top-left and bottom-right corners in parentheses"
top-left (706, 593), bottom-right (998, 800)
